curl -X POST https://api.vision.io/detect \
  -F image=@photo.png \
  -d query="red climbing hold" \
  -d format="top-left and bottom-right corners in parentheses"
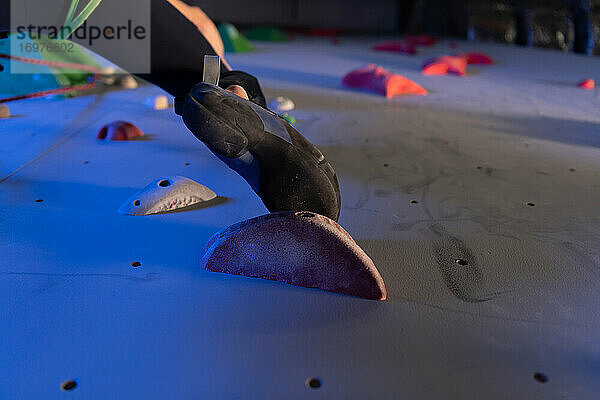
top-left (97, 121), bottom-right (144, 141)
top-left (372, 40), bottom-right (417, 54)
top-left (422, 55), bottom-right (467, 76)
top-left (202, 211), bottom-right (387, 300)
top-left (577, 79), bottom-right (595, 90)
top-left (342, 64), bottom-right (427, 98)
top-left (309, 28), bottom-right (340, 37)
top-left (404, 34), bottom-right (436, 46)
top-left (460, 52), bottom-right (493, 65)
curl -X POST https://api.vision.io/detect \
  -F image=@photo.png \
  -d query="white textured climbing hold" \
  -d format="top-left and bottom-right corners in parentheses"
top-left (119, 75), bottom-right (138, 89)
top-left (145, 95), bottom-right (169, 110)
top-left (267, 96), bottom-right (295, 114)
top-left (118, 176), bottom-right (217, 216)
top-left (0, 104), bottom-right (9, 119)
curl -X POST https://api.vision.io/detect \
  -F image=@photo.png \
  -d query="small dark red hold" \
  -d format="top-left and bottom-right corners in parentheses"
top-left (577, 79), bottom-right (595, 90)
top-left (460, 52), bottom-right (493, 65)
top-left (372, 40), bottom-right (417, 54)
top-left (309, 28), bottom-right (340, 37)
top-left (97, 121), bottom-right (144, 141)
top-left (404, 34), bottom-right (436, 46)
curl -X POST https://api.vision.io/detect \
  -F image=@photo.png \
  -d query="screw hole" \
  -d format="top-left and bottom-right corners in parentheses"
top-left (410, 200), bottom-right (419, 204)
top-left (455, 258), bottom-right (468, 266)
top-left (383, 163), bottom-right (389, 167)
top-left (184, 162), bottom-right (191, 166)
top-left (158, 179), bottom-right (171, 187)
top-left (61, 380), bottom-right (78, 391)
top-left (35, 199), bottom-right (44, 203)
top-left (306, 378), bottom-right (321, 389)
top-left (526, 202), bottom-right (535, 207)
top-left (82, 160), bottom-right (89, 164)
top-left (296, 212), bottom-right (315, 218)
top-left (131, 261), bottom-right (141, 267)
top-left (476, 166), bottom-right (482, 170)
top-left (533, 372), bottom-right (548, 383)
top-left (569, 168), bottom-right (576, 172)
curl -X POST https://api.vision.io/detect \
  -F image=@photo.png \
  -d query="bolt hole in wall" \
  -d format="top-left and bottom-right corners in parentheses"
top-left (533, 372), bottom-right (549, 383)
top-left (158, 179), bottom-right (172, 187)
top-left (35, 199), bottom-right (43, 203)
top-left (61, 380), bottom-right (78, 391)
top-left (526, 202), bottom-right (535, 207)
top-left (131, 261), bottom-right (142, 267)
top-left (410, 200), bottom-right (419, 204)
top-left (306, 378), bottom-right (321, 389)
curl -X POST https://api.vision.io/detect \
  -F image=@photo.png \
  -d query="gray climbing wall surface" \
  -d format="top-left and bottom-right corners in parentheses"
top-left (1, 37), bottom-right (599, 399)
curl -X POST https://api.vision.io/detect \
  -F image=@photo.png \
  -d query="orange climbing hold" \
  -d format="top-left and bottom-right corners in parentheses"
top-left (97, 121), bottom-right (144, 141)
top-left (342, 64), bottom-right (427, 98)
top-left (577, 79), bottom-right (595, 90)
top-left (422, 55), bottom-right (467, 76)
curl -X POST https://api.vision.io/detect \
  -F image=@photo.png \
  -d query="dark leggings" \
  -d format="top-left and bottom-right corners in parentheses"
top-left (144, 0), bottom-right (266, 105)
top-left (133, 0), bottom-right (265, 105)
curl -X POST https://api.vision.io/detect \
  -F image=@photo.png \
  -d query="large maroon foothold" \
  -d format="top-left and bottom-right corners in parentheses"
top-left (97, 121), bottom-right (144, 141)
top-left (202, 211), bottom-right (387, 300)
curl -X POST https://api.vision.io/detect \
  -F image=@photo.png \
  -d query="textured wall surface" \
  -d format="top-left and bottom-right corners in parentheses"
top-left (1, 36), bottom-right (600, 398)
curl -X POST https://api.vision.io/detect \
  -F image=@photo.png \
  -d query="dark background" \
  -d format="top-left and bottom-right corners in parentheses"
top-left (1, 0), bottom-right (599, 54)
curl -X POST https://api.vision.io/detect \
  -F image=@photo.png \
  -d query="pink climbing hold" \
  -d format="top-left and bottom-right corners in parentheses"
top-left (577, 79), bottom-right (595, 90)
top-left (97, 121), bottom-right (144, 141)
top-left (202, 211), bottom-right (387, 300)
top-left (422, 55), bottom-right (467, 76)
top-left (460, 52), bottom-right (493, 65)
top-left (342, 64), bottom-right (427, 98)
top-left (372, 40), bottom-right (417, 55)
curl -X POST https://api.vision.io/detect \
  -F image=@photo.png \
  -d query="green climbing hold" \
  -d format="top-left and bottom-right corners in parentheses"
top-left (246, 26), bottom-right (288, 42)
top-left (218, 22), bottom-right (254, 53)
top-left (280, 113), bottom-right (296, 125)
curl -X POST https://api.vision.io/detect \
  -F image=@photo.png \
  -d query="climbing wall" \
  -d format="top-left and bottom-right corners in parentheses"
top-left (1, 36), bottom-right (600, 399)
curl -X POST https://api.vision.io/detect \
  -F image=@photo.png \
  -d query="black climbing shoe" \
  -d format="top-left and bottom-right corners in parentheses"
top-left (177, 83), bottom-right (341, 221)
